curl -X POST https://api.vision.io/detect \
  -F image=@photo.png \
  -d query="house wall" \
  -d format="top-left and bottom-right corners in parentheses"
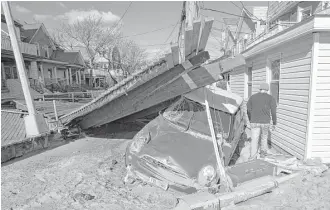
top-left (229, 33), bottom-right (313, 159)
top-left (311, 32), bottom-right (330, 163)
top-left (229, 65), bottom-right (245, 97)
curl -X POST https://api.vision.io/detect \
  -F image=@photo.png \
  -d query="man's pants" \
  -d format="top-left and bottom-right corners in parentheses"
top-left (250, 123), bottom-right (270, 159)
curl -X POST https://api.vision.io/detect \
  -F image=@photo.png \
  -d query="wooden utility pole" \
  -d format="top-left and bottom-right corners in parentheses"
top-left (2, 1), bottom-right (48, 137)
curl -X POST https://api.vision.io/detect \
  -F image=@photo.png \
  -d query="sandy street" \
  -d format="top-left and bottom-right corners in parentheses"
top-left (2, 131), bottom-right (330, 210)
top-left (1, 133), bottom-right (180, 210)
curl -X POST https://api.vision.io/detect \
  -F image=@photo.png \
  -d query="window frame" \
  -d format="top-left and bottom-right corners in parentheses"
top-left (245, 65), bottom-right (253, 99)
top-left (266, 53), bottom-right (281, 104)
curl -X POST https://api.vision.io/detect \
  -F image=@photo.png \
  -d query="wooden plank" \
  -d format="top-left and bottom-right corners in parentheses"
top-left (314, 102), bottom-right (330, 109)
top-left (311, 146), bottom-right (330, 152)
top-left (316, 84), bottom-right (330, 90)
top-left (280, 71), bottom-right (310, 79)
top-left (317, 70), bottom-right (330, 77)
top-left (315, 90), bottom-right (330, 97)
top-left (281, 58), bottom-right (311, 69)
top-left (277, 113), bottom-right (307, 126)
top-left (279, 83), bottom-right (310, 90)
top-left (318, 57), bottom-right (330, 64)
top-left (316, 77), bottom-right (330, 84)
top-left (281, 64), bottom-right (311, 74)
top-left (272, 132), bottom-right (305, 150)
top-left (279, 99), bottom-right (308, 109)
top-left (184, 26), bottom-right (194, 58)
top-left (171, 45), bottom-right (180, 65)
top-left (318, 63), bottom-right (330, 70)
top-left (314, 109), bottom-right (330, 116)
top-left (272, 138), bottom-right (304, 159)
top-left (314, 115), bottom-right (330, 122)
top-left (275, 126), bottom-right (306, 145)
top-left (319, 49), bottom-right (330, 57)
top-left (276, 121), bottom-right (307, 139)
top-left (278, 104), bottom-right (308, 116)
top-left (315, 96), bottom-right (330, 103)
top-left (165, 53), bottom-right (174, 69)
top-left (198, 17), bottom-right (214, 53)
top-left (191, 19), bottom-right (201, 56)
top-left (312, 140), bottom-right (330, 146)
top-left (312, 133), bottom-right (330, 140)
top-left (279, 94), bottom-right (309, 103)
top-left (313, 128), bottom-right (330, 134)
top-left (280, 78), bottom-right (310, 84)
top-left (76, 51), bottom-right (211, 129)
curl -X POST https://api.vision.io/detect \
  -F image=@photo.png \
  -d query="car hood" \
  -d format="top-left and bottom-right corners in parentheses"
top-left (138, 116), bottom-right (217, 178)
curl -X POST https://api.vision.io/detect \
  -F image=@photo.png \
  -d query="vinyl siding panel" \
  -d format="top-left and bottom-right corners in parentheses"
top-left (229, 65), bottom-right (245, 98)
top-left (311, 32), bottom-right (330, 163)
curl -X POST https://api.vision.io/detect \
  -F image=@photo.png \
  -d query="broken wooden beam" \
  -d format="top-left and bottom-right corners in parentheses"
top-left (198, 17), bottom-right (214, 53)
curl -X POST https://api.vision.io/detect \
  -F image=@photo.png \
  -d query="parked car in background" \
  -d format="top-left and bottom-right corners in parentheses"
top-left (125, 86), bottom-right (246, 193)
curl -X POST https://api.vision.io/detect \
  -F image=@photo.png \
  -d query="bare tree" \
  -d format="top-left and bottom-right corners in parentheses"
top-left (61, 15), bottom-right (120, 68)
top-left (118, 39), bottom-right (147, 75)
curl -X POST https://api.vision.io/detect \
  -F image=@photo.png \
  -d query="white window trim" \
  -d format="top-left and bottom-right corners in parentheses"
top-left (244, 64), bottom-right (253, 100)
top-left (266, 53), bottom-right (281, 103)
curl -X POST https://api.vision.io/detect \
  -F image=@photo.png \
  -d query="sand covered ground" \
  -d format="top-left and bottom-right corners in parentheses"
top-left (2, 131), bottom-right (330, 210)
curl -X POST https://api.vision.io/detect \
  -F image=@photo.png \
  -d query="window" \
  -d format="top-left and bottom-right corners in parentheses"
top-left (48, 68), bottom-right (53, 78)
top-left (247, 67), bottom-right (252, 98)
top-left (301, 6), bottom-right (312, 21)
top-left (12, 67), bottom-right (18, 79)
top-left (4, 66), bottom-right (12, 79)
top-left (270, 59), bottom-right (280, 104)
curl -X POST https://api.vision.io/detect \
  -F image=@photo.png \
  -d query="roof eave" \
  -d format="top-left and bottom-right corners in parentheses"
top-left (241, 15), bottom-right (330, 59)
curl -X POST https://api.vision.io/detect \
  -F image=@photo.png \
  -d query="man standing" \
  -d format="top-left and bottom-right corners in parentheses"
top-left (247, 82), bottom-right (277, 159)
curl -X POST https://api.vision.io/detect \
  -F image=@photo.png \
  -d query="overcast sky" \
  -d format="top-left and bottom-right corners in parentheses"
top-left (7, 1), bottom-right (268, 59)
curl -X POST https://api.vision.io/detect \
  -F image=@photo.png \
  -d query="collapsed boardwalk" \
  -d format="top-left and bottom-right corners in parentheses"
top-left (60, 18), bottom-right (225, 130)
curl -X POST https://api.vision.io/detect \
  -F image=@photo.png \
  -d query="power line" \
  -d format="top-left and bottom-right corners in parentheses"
top-left (201, 7), bottom-right (260, 21)
top-left (139, 42), bottom-right (175, 47)
top-left (231, 2), bottom-right (242, 11)
top-left (112, 2), bottom-right (133, 29)
top-left (164, 21), bottom-right (179, 44)
top-left (239, 1), bottom-right (262, 21)
top-left (121, 23), bottom-right (177, 38)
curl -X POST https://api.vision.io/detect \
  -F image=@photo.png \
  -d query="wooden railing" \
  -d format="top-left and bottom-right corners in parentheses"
top-left (244, 21), bottom-right (296, 51)
top-left (1, 34), bottom-right (38, 56)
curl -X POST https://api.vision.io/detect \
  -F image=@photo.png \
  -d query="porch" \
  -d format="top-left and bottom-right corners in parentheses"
top-left (1, 34), bottom-right (38, 56)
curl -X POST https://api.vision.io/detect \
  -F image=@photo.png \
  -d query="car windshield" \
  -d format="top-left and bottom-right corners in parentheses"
top-left (163, 98), bottom-right (231, 136)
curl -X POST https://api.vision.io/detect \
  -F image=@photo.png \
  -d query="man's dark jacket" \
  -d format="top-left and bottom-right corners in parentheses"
top-left (247, 92), bottom-right (277, 125)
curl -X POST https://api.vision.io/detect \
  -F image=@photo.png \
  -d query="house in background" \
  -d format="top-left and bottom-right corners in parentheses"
top-left (51, 50), bottom-right (86, 87)
top-left (1, 13), bottom-right (87, 97)
top-left (1, 14), bottom-right (41, 99)
top-left (220, 2), bottom-right (330, 163)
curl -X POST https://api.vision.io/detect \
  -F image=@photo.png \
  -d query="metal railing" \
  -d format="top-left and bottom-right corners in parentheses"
top-left (244, 21), bottom-right (296, 51)
top-left (1, 34), bottom-right (38, 56)
top-left (42, 90), bottom-right (105, 102)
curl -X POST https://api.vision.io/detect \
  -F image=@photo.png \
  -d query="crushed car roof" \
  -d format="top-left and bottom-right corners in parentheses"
top-left (184, 85), bottom-right (243, 114)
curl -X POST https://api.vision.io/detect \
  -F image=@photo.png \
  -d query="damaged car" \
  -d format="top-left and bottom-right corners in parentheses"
top-left (125, 86), bottom-right (246, 193)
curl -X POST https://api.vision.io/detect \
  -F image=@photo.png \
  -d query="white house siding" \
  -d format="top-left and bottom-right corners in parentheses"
top-left (229, 34), bottom-right (313, 159)
top-left (229, 65), bottom-right (245, 98)
top-left (311, 32), bottom-right (330, 163)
